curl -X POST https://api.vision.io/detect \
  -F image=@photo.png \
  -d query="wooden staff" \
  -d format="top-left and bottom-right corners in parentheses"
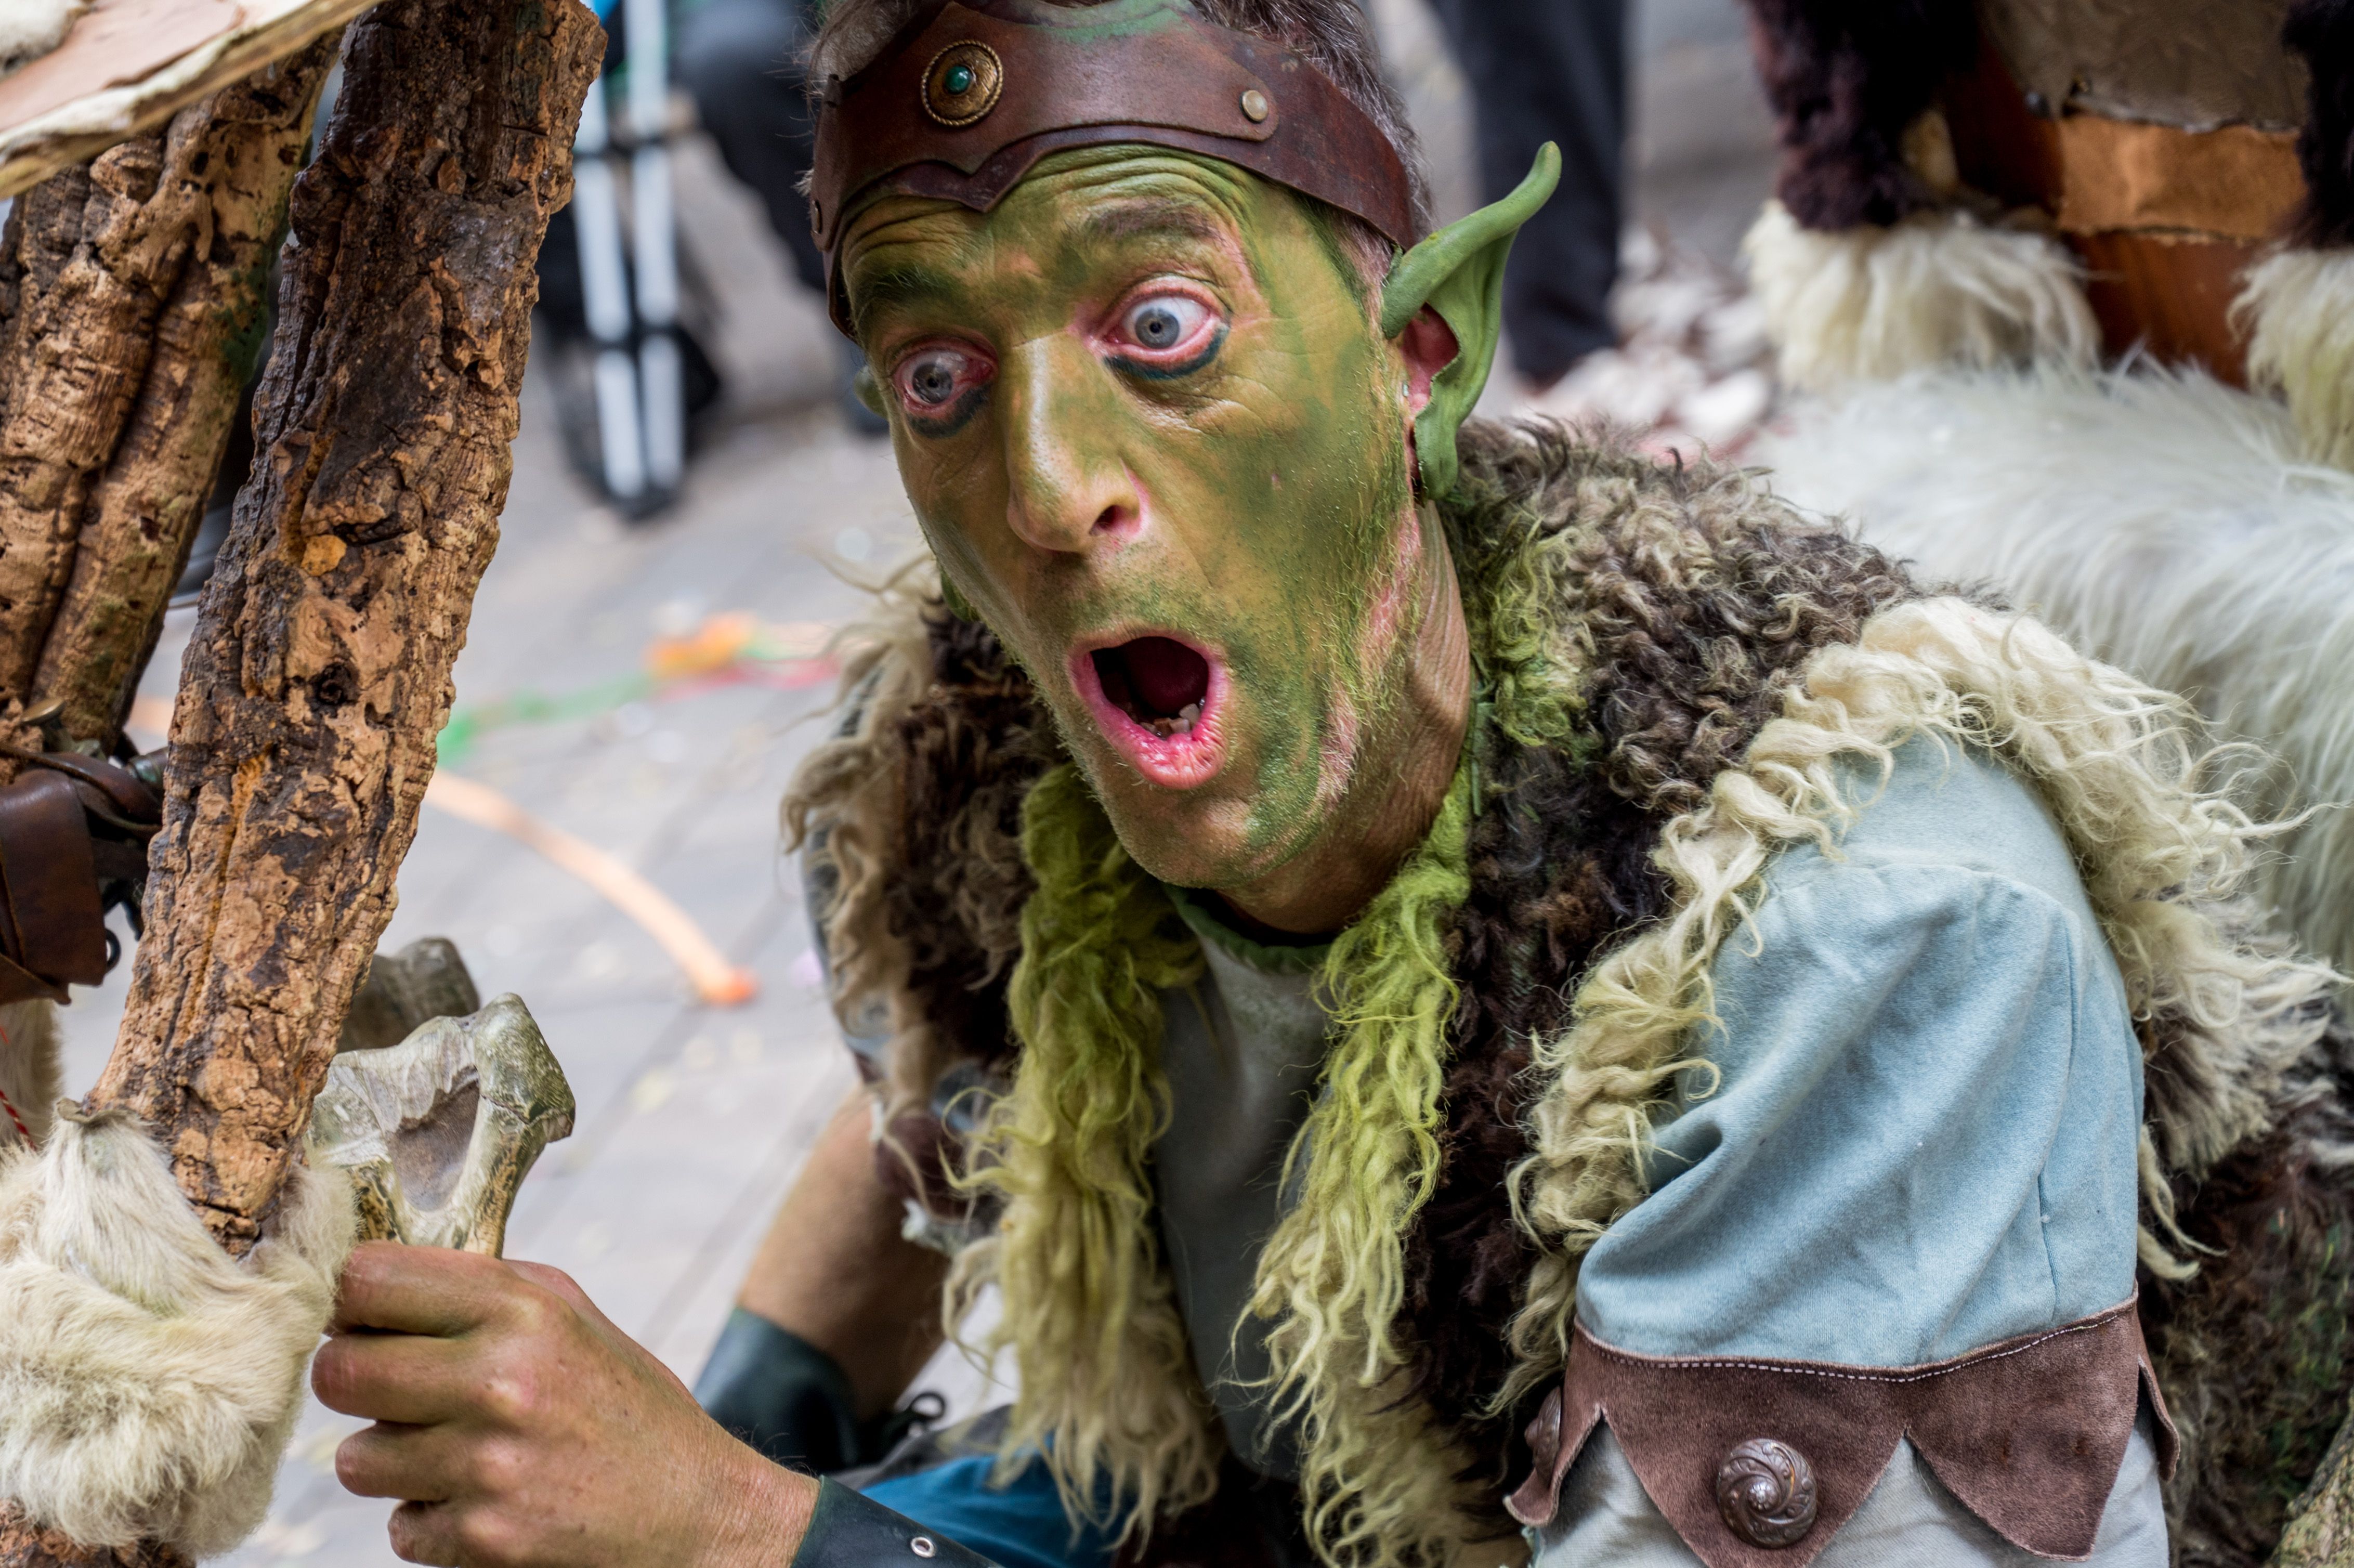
top-left (0, 0), bottom-right (600, 1559)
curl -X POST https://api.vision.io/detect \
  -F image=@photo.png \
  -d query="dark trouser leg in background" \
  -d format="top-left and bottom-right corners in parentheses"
top-left (676, 0), bottom-right (885, 432)
top-left (675, 0), bottom-right (826, 294)
top-left (1429, 0), bottom-right (1629, 387)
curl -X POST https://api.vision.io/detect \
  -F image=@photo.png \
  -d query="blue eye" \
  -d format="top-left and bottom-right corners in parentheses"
top-left (910, 358), bottom-right (957, 403)
top-left (1121, 294), bottom-right (1210, 354)
top-left (1134, 304), bottom-right (1183, 347)
top-left (896, 347), bottom-right (986, 411)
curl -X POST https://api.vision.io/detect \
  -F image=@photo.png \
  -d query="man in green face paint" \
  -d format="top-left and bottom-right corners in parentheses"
top-left (310, 3), bottom-right (2354, 1566)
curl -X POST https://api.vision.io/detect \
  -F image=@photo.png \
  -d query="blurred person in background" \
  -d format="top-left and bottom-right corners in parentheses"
top-left (675, 0), bottom-right (890, 433)
top-left (1428, 0), bottom-right (1628, 391)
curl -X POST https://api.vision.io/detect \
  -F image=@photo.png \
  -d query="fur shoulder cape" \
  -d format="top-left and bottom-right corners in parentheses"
top-left (787, 420), bottom-right (2354, 1568)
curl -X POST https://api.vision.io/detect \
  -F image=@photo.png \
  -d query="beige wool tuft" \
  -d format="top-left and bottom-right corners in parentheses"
top-left (1505, 597), bottom-right (2336, 1400)
top-left (2240, 246), bottom-right (2354, 472)
top-left (1742, 200), bottom-right (2097, 391)
top-left (0, 1001), bottom-right (60, 1150)
top-left (0, 1107), bottom-right (354, 1557)
top-left (0, 0), bottom-right (83, 77)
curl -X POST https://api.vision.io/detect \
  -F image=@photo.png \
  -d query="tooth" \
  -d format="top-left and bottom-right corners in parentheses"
top-left (1179, 702), bottom-right (1201, 724)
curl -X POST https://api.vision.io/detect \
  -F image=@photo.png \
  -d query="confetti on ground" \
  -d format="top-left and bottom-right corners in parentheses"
top-left (423, 770), bottom-right (761, 1007)
top-left (436, 612), bottom-right (840, 766)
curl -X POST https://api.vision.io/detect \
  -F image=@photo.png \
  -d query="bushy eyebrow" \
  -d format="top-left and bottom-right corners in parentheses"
top-left (848, 263), bottom-right (956, 335)
top-left (1080, 200), bottom-right (1226, 249)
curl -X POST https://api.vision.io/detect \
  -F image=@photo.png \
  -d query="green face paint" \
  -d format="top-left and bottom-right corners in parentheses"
top-left (839, 148), bottom-right (1450, 893)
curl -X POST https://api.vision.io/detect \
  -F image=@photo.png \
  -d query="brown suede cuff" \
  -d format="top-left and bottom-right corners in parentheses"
top-left (1505, 1297), bottom-right (2177, 1568)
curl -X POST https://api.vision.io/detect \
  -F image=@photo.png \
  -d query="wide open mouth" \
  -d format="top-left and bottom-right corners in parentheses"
top-left (1091, 636), bottom-right (1211, 738)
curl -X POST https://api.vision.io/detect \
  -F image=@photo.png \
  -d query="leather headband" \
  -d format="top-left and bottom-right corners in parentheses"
top-left (809, 0), bottom-right (1418, 332)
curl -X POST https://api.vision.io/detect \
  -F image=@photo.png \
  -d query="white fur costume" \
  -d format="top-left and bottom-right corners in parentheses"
top-left (1742, 199), bottom-right (2098, 392)
top-left (1750, 197), bottom-right (2354, 978)
top-left (1756, 365), bottom-right (2354, 978)
top-left (0, 1107), bottom-right (352, 1556)
top-left (0, 1), bottom-right (83, 80)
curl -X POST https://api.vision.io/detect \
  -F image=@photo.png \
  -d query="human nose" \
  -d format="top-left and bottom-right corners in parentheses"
top-left (997, 336), bottom-right (1142, 554)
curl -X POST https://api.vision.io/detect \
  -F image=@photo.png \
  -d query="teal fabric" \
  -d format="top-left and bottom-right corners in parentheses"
top-left (1573, 736), bottom-right (2146, 1364)
top-left (860, 1457), bottom-right (1117, 1568)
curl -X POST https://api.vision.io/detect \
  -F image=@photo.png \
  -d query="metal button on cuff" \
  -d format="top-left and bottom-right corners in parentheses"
top-left (789, 1479), bottom-right (1001, 1567)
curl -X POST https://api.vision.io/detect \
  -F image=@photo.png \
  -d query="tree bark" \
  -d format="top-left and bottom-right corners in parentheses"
top-left (0, 47), bottom-right (347, 1568)
top-left (0, 4), bottom-right (595, 1564)
top-left (27, 36), bottom-right (343, 753)
top-left (88, 0), bottom-right (600, 1250)
top-left (0, 36), bottom-right (339, 758)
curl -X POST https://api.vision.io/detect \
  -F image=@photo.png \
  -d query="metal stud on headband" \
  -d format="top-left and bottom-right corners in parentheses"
top-left (809, 0), bottom-right (1419, 332)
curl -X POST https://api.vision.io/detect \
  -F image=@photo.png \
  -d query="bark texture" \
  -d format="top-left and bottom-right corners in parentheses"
top-left (3, 3), bottom-right (595, 1564)
top-left (23, 36), bottom-right (342, 753)
top-left (0, 38), bottom-right (335, 756)
top-left (86, 0), bottom-right (600, 1254)
top-left (0, 55), bottom-right (337, 1568)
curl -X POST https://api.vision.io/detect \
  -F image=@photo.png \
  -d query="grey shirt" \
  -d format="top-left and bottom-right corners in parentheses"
top-left (1152, 890), bottom-right (1331, 1478)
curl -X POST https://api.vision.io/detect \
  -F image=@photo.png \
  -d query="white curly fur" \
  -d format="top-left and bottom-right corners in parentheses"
top-left (2241, 246), bottom-right (2354, 473)
top-left (0, 1107), bottom-right (353, 1556)
top-left (1742, 200), bottom-right (2098, 392)
top-left (0, 1001), bottom-right (59, 1151)
top-left (1505, 597), bottom-right (2336, 1400)
top-left (0, 0), bottom-right (82, 76)
top-left (1755, 364), bottom-right (2354, 985)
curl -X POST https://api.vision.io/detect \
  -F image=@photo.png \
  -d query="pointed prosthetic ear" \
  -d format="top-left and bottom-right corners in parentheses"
top-left (853, 363), bottom-right (890, 419)
top-left (1379, 142), bottom-right (1561, 499)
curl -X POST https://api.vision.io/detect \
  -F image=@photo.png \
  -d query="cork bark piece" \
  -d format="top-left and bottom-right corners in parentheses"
top-left (0, 34), bottom-right (339, 757)
top-left (0, 0), bottom-right (377, 204)
top-left (84, 0), bottom-right (601, 1250)
top-left (0, 142), bottom-right (187, 720)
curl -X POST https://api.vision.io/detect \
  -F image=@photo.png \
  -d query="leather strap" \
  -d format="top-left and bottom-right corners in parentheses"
top-left (3, 746), bottom-right (162, 824)
top-left (810, 0), bottom-right (1416, 332)
top-left (0, 752), bottom-right (162, 1004)
top-left (0, 769), bottom-right (107, 998)
top-left (789, 1478), bottom-right (999, 1567)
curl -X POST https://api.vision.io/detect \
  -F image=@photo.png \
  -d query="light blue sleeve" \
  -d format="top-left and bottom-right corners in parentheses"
top-left (1572, 751), bottom-right (2144, 1367)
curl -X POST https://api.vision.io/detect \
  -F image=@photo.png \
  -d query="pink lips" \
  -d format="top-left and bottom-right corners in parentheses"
top-left (1070, 633), bottom-right (1230, 790)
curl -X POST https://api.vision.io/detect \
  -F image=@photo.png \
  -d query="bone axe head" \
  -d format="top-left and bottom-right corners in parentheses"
top-left (307, 994), bottom-right (575, 1257)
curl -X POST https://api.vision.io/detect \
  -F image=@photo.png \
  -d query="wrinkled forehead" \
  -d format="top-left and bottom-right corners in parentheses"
top-left (838, 147), bottom-right (1313, 335)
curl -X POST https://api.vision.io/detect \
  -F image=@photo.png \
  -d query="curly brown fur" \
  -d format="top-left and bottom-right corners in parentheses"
top-left (1398, 422), bottom-right (1919, 1499)
top-left (2143, 1005), bottom-right (2354, 1568)
top-left (885, 609), bottom-right (1057, 1073)
top-left (1740, 0), bottom-right (1976, 230)
top-left (2285, 0), bottom-right (2354, 249)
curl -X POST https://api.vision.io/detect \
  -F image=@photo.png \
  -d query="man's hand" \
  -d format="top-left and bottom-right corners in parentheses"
top-left (314, 1242), bottom-right (819, 1567)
